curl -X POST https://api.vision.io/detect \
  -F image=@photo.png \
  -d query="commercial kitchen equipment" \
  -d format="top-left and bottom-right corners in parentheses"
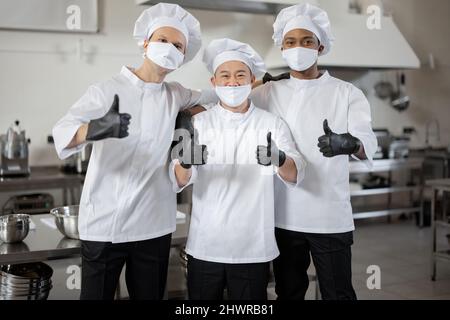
top-left (50, 205), bottom-right (79, 240)
top-left (0, 205), bottom-right (191, 299)
top-left (390, 72), bottom-right (410, 112)
top-left (0, 262), bottom-right (52, 300)
top-left (0, 120), bottom-right (30, 177)
top-left (0, 166), bottom-right (83, 207)
top-left (388, 136), bottom-right (410, 159)
top-left (2, 193), bottom-right (54, 215)
top-left (0, 214), bottom-right (30, 243)
top-left (372, 129), bottom-right (392, 159)
top-left (427, 179), bottom-right (450, 281)
top-left (350, 158), bottom-right (424, 225)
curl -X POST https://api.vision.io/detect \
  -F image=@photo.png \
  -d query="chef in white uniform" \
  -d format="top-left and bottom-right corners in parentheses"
top-left (52, 3), bottom-right (216, 300)
top-left (251, 3), bottom-right (377, 300)
top-left (170, 38), bottom-right (306, 300)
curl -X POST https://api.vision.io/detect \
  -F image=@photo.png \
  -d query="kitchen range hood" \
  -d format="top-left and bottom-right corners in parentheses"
top-left (135, 0), bottom-right (297, 15)
top-left (136, 0), bottom-right (420, 69)
top-left (265, 10), bottom-right (421, 70)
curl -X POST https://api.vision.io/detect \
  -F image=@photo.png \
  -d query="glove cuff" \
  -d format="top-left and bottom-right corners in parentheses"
top-left (180, 162), bottom-right (192, 169)
top-left (352, 138), bottom-right (362, 154)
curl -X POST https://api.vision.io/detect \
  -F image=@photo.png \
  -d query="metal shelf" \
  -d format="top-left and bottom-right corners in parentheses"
top-left (351, 186), bottom-right (420, 197)
top-left (349, 158), bottom-right (424, 174)
top-left (353, 206), bottom-right (421, 220)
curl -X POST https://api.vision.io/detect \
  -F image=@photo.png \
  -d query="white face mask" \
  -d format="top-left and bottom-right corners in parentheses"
top-left (282, 47), bottom-right (318, 72)
top-left (215, 85), bottom-right (252, 108)
top-left (146, 42), bottom-right (184, 70)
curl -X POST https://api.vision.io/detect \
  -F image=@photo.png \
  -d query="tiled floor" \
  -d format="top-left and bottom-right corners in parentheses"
top-left (268, 217), bottom-right (450, 300)
top-left (45, 217), bottom-right (450, 300)
top-left (350, 218), bottom-right (450, 300)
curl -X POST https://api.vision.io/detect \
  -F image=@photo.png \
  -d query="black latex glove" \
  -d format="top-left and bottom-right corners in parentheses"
top-left (86, 94), bottom-right (131, 141)
top-left (262, 72), bottom-right (291, 84)
top-left (175, 110), bottom-right (195, 137)
top-left (170, 110), bottom-right (194, 151)
top-left (317, 119), bottom-right (361, 157)
top-left (256, 132), bottom-right (287, 167)
top-left (171, 111), bottom-right (207, 169)
top-left (179, 133), bottom-right (208, 169)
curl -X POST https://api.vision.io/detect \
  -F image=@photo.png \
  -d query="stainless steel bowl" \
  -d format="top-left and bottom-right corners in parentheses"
top-left (0, 262), bottom-right (53, 300)
top-left (50, 205), bottom-right (79, 240)
top-left (0, 214), bottom-right (30, 243)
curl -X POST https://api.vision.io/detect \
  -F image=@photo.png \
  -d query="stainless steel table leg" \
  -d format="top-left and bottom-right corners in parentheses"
top-left (419, 169), bottom-right (425, 228)
top-left (69, 186), bottom-right (76, 205)
top-left (431, 187), bottom-right (437, 281)
top-left (387, 172), bottom-right (392, 223)
top-left (63, 187), bottom-right (68, 206)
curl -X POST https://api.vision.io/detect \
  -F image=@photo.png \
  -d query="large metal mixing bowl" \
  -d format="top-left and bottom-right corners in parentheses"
top-left (50, 205), bottom-right (79, 240)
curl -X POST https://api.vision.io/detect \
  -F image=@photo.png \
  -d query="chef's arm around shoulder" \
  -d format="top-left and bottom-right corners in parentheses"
top-left (177, 83), bottom-right (218, 114)
top-left (348, 85), bottom-right (378, 167)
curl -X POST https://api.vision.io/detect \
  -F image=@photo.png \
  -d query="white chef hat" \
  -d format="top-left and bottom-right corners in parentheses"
top-left (133, 3), bottom-right (202, 64)
top-left (202, 38), bottom-right (266, 78)
top-left (272, 3), bottom-right (334, 55)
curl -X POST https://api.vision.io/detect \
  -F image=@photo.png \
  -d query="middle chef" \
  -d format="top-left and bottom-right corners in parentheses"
top-left (170, 38), bottom-right (306, 300)
top-left (52, 3), bottom-right (217, 300)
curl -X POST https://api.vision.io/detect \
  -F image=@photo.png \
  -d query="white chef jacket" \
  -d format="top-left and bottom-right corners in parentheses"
top-left (52, 66), bottom-right (217, 243)
top-left (251, 71), bottom-right (377, 234)
top-left (169, 102), bottom-right (306, 263)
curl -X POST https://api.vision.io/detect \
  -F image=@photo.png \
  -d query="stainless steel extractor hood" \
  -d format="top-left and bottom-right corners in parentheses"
top-left (135, 0), bottom-right (296, 15)
top-left (265, 9), bottom-right (421, 70)
top-left (136, 0), bottom-right (420, 69)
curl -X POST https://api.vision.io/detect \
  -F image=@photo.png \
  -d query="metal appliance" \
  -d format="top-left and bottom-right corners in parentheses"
top-left (1, 193), bottom-right (54, 215)
top-left (389, 137), bottom-right (410, 159)
top-left (373, 129), bottom-right (392, 159)
top-left (0, 121), bottom-right (30, 177)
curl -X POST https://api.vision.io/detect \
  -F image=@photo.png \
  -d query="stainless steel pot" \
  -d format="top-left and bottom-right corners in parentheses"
top-left (0, 262), bottom-right (53, 300)
top-left (0, 214), bottom-right (30, 243)
top-left (50, 205), bottom-right (79, 239)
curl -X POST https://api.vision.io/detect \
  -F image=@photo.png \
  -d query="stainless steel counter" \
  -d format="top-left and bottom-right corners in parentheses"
top-left (349, 157), bottom-right (424, 173)
top-left (0, 204), bottom-right (191, 265)
top-left (0, 166), bottom-right (83, 205)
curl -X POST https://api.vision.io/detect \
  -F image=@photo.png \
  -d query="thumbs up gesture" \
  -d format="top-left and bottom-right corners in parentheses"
top-left (256, 132), bottom-right (287, 167)
top-left (317, 119), bottom-right (361, 157)
top-left (86, 94), bottom-right (131, 141)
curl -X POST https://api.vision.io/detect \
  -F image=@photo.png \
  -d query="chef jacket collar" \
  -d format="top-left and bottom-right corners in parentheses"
top-left (288, 70), bottom-right (330, 88)
top-left (121, 66), bottom-right (163, 90)
top-left (214, 100), bottom-right (256, 122)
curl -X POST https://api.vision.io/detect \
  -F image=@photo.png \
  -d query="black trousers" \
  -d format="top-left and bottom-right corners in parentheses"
top-left (187, 255), bottom-right (270, 300)
top-left (273, 228), bottom-right (356, 300)
top-left (80, 233), bottom-right (171, 300)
